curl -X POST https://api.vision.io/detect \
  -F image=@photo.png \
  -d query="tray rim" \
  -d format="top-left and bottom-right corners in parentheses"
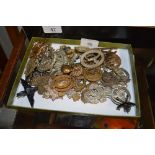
top-left (7, 37), bottom-right (141, 118)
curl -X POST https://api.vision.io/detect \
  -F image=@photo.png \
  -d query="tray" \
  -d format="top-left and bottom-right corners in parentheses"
top-left (7, 37), bottom-right (140, 118)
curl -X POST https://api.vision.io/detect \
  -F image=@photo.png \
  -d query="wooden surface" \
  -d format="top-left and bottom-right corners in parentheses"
top-left (135, 64), bottom-right (155, 128)
top-left (134, 48), bottom-right (155, 128)
top-left (5, 27), bottom-right (20, 47)
top-left (0, 30), bottom-right (25, 105)
top-left (0, 45), bottom-right (7, 75)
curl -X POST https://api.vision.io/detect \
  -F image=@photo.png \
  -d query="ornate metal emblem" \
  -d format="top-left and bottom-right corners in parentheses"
top-left (104, 51), bottom-right (121, 69)
top-left (81, 83), bottom-right (107, 104)
top-left (71, 63), bottom-right (83, 77)
top-left (61, 64), bottom-right (72, 74)
top-left (52, 75), bottom-right (73, 92)
top-left (111, 87), bottom-right (131, 105)
top-left (80, 49), bottom-right (104, 68)
top-left (83, 67), bottom-right (102, 82)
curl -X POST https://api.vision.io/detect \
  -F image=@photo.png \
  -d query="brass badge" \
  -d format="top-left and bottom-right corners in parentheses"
top-left (114, 68), bottom-right (130, 83)
top-left (73, 78), bottom-right (86, 92)
top-left (71, 63), bottom-right (83, 77)
top-left (104, 51), bottom-right (121, 69)
top-left (81, 83), bottom-right (106, 104)
top-left (83, 67), bottom-right (102, 82)
top-left (30, 42), bottom-right (50, 58)
top-left (61, 64), bottom-right (72, 74)
top-left (52, 75), bottom-right (73, 92)
top-left (80, 49), bottom-right (104, 68)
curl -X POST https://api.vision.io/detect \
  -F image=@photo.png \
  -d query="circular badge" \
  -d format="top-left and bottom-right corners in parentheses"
top-left (52, 75), bottom-right (73, 92)
top-left (83, 68), bottom-right (102, 82)
top-left (80, 49), bottom-right (104, 68)
top-left (111, 87), bottom-right (131, 105)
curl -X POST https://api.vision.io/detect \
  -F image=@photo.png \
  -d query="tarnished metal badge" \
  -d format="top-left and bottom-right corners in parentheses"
top-left (111, 87), bottom-right (131, 105)
top-left (80, 49), bottom-right (104, 68)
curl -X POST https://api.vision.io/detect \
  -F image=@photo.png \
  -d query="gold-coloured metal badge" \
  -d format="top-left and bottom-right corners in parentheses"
top-left (83, 67), bottom-right (102, 82)
top-left (80, 49), bottom-right (104, 68)
top-left (52, 75), bottom-right (73, 92)
top-left (104, 51), bottom-right (121, 69)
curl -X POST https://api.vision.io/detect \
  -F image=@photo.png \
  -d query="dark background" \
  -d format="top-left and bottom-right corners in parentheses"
top-left (23, 26), bottom-right (155, 48)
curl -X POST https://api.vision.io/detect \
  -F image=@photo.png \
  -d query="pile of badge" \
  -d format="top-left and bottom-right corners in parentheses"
top-left (17, 41), bottom-right (136, 113)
